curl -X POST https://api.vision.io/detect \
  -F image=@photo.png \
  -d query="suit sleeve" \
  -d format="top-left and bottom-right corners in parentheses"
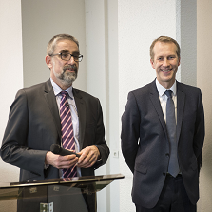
top-left (1, 89), bottom-right (48, 177)
top-left (193, 89), bottom-right (205, 171)
top-left (121, 91), bottom-right (140, 173)
top-left (93, 99), bottom-right (109, 169)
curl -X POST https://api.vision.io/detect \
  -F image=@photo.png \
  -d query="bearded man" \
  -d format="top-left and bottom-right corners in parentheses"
top-left (1, 34), bottom-right (109, 212)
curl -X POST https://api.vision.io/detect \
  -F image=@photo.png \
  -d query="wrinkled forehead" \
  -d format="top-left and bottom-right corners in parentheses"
top-left (53, 39), bottom-right (79, 53)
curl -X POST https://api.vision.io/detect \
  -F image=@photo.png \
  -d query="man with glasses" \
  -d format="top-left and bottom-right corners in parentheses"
top-left (1, 34), bottom-right (109, 212)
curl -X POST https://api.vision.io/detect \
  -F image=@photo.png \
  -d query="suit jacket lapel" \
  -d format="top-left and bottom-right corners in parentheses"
top-left (149, 80), bottom-right (167, 133)
top-left (176, 82), bottom-right (185, 144)
top-left (44, 79), bottom-right (62, 139)
top-left (73, 88), bottom-right (86, 149)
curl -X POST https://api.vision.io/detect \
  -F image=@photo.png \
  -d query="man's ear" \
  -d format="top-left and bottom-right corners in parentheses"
top-left (178, 57), bottom-right (181, 66)
top-left (46, 55), bottom-right (52, 70)
top-left (150, 59), bottom-right (155, 69)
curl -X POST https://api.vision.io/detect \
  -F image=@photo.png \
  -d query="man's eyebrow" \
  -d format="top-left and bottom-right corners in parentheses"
top-left (168, 54), bottom-right (177, 57)
top-left (157, 54), bottom-right (176, 58)
top-left (59, 50), bottom-right (69, 53)
top-left (59, 50), bottom-right (80, 54)
top-left (72, 51), bottom-right (80, 55)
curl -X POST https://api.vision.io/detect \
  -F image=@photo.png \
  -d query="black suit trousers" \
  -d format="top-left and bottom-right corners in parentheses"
top-left (135, 175), bottom-right (197, 212)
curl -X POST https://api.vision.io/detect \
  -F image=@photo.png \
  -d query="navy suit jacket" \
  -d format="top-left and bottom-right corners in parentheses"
top-left (121, 79), bottom-right (204, 208)
top-left (1, 79), bottom-right (109, 181)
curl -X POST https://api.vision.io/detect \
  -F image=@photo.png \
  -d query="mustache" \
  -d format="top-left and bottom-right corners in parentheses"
top-left (63, 65), bottom-right (77, 73)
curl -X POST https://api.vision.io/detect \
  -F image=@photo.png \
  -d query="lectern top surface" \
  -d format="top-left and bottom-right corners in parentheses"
top-left (0, 173), bottom-right (125, 189)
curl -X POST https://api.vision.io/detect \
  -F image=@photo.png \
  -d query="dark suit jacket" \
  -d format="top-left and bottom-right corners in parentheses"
top-left (1, 79), bottom-right (109, 211)
top-left (1, 79), bottom-right (109, 180)
top-left (121, 79), bottom-right (204, 209)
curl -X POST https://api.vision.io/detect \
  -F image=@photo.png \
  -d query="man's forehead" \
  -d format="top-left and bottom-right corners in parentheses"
top-left (155, 41), bottom-right (176, 49)
top-left (154, 42), bottom-right (177, 54)
top-left (55, 39), bottom-right (79, 51)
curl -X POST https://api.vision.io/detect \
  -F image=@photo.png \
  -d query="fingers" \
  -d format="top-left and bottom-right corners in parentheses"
top-left (77, 146), bottom-right (100, 168)
top-left (45, 145), bottom-right (100, 170)
top-left (45, 151), bottom-right (79, 169)
top-left (58, 155), bottom-right (79, 169)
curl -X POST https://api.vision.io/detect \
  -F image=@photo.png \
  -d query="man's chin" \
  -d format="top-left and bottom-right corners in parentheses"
top-left (64, 76), bottom-right (77, 85)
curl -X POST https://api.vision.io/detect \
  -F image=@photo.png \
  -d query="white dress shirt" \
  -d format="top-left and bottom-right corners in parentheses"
top-left (156, 79), bottom-right (177, 124)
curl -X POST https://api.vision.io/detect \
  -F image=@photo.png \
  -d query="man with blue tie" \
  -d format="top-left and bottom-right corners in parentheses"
top-left (121, 36), bottom-right (204, 212)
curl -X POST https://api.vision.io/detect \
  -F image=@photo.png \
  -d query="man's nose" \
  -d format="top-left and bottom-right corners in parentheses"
top-left (163, 58), bottom-right (170, 67)
top-left (67, 56), bottom-right (76, 65)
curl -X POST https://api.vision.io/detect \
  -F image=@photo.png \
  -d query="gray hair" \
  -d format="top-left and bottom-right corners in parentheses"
top-left (47, 34), bottom-right (79, 55)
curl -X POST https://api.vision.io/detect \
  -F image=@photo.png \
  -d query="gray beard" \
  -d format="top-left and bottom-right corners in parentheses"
top-left (59, 71), bottom-right (77, 86)
top-left (54, 66), bottom-right (78, 87)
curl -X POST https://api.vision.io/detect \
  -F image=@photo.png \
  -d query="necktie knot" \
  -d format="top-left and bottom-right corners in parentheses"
top-left (60, 90), bottom-right (68, 97)
top-left (164, 90), bottom-right (172, 98)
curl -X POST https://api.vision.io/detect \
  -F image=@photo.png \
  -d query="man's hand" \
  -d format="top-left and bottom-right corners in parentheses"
top-left (77, 145), bottom-right (100, 168)
top-left (45, 151), bottom-right (79, 169)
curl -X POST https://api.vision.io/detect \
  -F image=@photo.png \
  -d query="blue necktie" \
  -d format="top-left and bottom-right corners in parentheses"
top-left (164, 90), bottom-right (180, 177)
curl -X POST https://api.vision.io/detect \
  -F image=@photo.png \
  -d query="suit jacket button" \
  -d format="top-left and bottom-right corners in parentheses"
top-left (165, 153), bottom-right (169, 158)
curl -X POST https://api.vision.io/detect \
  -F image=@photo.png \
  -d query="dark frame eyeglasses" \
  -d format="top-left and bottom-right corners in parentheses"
top-left (50, 52), bottom-right (83, 62)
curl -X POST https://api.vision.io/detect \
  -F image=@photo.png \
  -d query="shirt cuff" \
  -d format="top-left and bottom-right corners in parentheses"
top-left (44, 163), bottom-right (49, 170)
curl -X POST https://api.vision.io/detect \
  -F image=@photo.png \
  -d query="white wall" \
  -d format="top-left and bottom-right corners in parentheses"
top-left (0, 0), bottom-right (23, 211)
top-left (180, 0), bottom-right (197, 86)
top-left (197, 0), bottom-right (212, 211)
top-left (0, 0), bottom-right (22, 183)
top-left (22, 0), bottom-right (87, 91)
top-left (85, 1), bottom-right (119, 211)
top-left (85, 2), bottom-right (107, 211)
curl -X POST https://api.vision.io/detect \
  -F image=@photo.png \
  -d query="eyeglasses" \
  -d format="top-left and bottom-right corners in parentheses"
top-left (50, 52), bottom-right (83, 62)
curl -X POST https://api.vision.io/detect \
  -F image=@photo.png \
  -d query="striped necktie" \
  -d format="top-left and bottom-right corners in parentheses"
top-left (60, 91), bottom-right (77, 178)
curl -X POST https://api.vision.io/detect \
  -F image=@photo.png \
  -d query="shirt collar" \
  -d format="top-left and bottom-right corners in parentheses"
top-left (156, 78), bottom-right (177, 97)
top-left (50, 78), bottom-right (74, 99)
